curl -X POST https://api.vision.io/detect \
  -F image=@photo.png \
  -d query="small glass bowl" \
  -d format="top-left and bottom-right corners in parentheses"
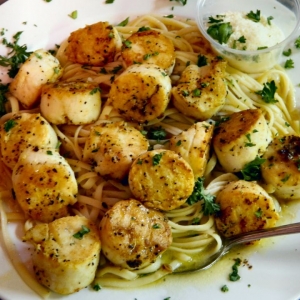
top-left (196, 0), bottom-right (300, 73)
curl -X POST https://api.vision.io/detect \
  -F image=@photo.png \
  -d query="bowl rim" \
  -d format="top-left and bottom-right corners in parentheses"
top-left (196, 0), bottom-right (300, 56)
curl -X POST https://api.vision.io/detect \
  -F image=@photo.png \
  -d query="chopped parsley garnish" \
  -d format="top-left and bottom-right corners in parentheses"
top-left (147, 126), bottom-right (167, 141)
top-left (0, 31), bottom-right (32, 78)
top-left (254, 208), bottom-right (263, 218)
top-left (4, 119), bottom-right (17, 132)
top-left (186, 177), bottom-right (220, 216)
top-left (181, 90), bottom-right (189, 97)
top-left (73, 225), bottom-right (90, 239)
top-left (90, 87), bottom-right (100, 95)
top-left (192, 88), bottom-right (201, 97)
top-left (246, 10), bottom-right (261, 22)
top-left (0, 83), bottom-right (9, 116)
top-left (281, 174), bottom-right (291, 182)
top-left (207, 22), bottom-right (233, 44)
top-left (284, 59), bottom-right (294, 69)
top-left (197, 54), bottom-right (207, 67)
top-left (56, 141), bottom-right (62, 149)
top-left (191, 217), bottom-right (200, 225)
top-left (221, 285), bottom-right (229, 292)
top-left (112, 65), bottom-right (123, 74)
top-left (208, 16), bottom-right (224, 24)
top-left (152, 152), bottom-right (164, 166)
top-left (122, 40), bottom-right (132, 49)
top-left (105, 0), bottom-right (114, 3)
top-left (170, 0), bottom-right (187, 5)
top-left (283, 48), bottom-right (292, 56)
top-left (69, 10), bottom-right (78, 19)
top-left (238, 156), bottom-right (266, 181)
top-left (256, 80), bottom-right (278, 103)
top-left (257, 46), bottom-right (268, 50)
top-left (152, 223), bottom-right (161, 229)
top-left (46, 150), bottom-right (53, 155)
top-left (176, 140), bottom-right (182, 146)
top-left (267, 16), bottom-right (274, 25)
top-left (237, 36), bottom-right (246, 43)
top-left (93, 283), bottom-right (101, 291)
top-left (295, 36), bottom-right (300, 48)
top-left (118, 17), bottom-right (129, 27)
top-left (229, 258), bottom-right (241, 281)
top-left (138, 26), bottom-right (150, 32)
top-left (164, 15), bottom-right (174, 19)
top-left (244, 133), bottom-right (256, 147)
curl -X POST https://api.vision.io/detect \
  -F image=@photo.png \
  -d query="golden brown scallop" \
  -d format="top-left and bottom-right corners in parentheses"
top-left (9, 49), bottom-right (62, 108)
top-left (169, 121), bottom-right (214, 179)
top-left (261, 135), bottom-right (300, 200)
top-left (121, 29), bottom-right (176, 75)
top-left (64, 21), bottom-right (122, 66)
top-left (213, 108), bottom-right (272, 173)
top-left (172, 58), bottom-right (227, 120)
top-left (23, 215), bottom-right (101, 295)
top-left (99, 199), bottom-right (172, 270)
top-left (215, 180), bottom-right (279, 237)
top-left (82, 121), bottom-right (149, 180)
top-left (109, 63), bottom-right (172, 123)
top-left (12, 147), bottom-right (78, 222)
top-left (0, 112), bottom-right (58, 170)
top-left (128, 149), bottom-right (194, 211)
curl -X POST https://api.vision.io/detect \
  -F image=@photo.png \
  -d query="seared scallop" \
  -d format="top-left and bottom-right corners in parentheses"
top-left (169, 121), bottom-right (214, 179)
top-left (99, 199), bottom-right (172, 270)
top-left (9, 49), bottom-right (63, 108)
top-left (109, 63), bottom-right (172, 123)
top-left (64, 21), bottom-right (122, 66)
top-left (12, 147), bottom-right (78, 222)
top-left (121, 29), bottom-right (176, 75)
top-left (261, 135), bottom-right (300, 200)
top-left (40, 81), bottom-right (101, 125)
top-left (213, 109), bottom-right (272, 173)
top-left (0, 112), bottom-right (58, 170)
top-left (23, 215), bottom-right (101, 295)
top-left (128, 149), bottom-right (194, 211)
top-left (215, 180), bottom-right (279, 237)
top-left (82, 121), bottom-right (149, 180)
top-left (172, 58), bottom-right (227, 120)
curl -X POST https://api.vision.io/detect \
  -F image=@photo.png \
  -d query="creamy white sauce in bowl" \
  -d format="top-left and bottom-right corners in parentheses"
top-left (196, 0), bottom-right (300, 73)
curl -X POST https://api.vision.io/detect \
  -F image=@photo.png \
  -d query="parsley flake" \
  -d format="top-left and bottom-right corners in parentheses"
top-left (93, 283), bottom-right (101, 291)
top-left (207, 22), bottom-right (233, 44)
top-left (73, 225), bottom-right (90, 239)
top-left (284, 59), bottom-right (294, 69)
top-left (69, 10), bottom-right (78, 19)
top-left (0, 31), bottom-right (32, 78)
top-left (187, 177), bottom-right (220, 216)
top-left (295, 36), bottom-right (300, 48)
top-left (238, 156), bottom-right (266, 181)
top-left (229, 258), bottom-right (241, 281)
top-left (4, 119), bottom-right (17, 132)
top-left (283, 48), bottom-right (292, 56)
top-left (256, 80), bottom-right (278, 103)
top-left (246, 10), bottom-right (261, 22)
top-left (118, 17), bottom-right (129, 27)
top-left (152, 152), bottom-right (164, 166)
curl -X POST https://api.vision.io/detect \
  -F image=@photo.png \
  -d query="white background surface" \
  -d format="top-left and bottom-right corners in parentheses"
top-left (1, 0), bottom-right (300, 299)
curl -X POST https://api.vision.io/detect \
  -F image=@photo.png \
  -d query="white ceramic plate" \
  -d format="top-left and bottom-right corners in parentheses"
top-left (1, 0), bottom-right (300, 299)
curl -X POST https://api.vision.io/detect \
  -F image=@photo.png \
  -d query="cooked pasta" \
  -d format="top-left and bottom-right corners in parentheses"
top-left (0, 13), bottom-right (298, 298)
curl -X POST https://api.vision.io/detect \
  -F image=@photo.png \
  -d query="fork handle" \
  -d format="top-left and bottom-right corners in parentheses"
top-left (226, 222), bottom-right (300, 248)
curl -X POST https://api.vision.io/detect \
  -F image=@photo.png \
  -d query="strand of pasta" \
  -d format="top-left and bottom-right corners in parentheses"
top-left (0, 199), bottom-right (50, 299)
